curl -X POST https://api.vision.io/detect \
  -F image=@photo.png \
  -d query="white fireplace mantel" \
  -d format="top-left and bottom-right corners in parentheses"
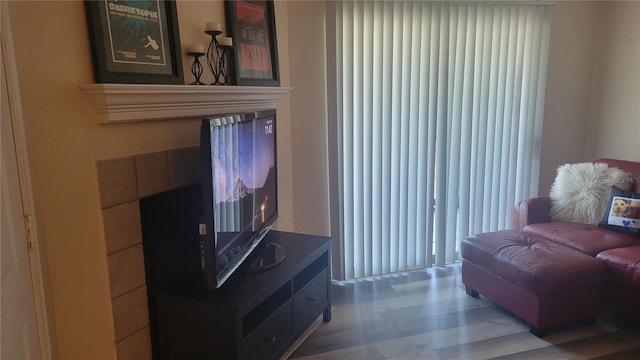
top-left (80, 83), bottom-right (292, 124)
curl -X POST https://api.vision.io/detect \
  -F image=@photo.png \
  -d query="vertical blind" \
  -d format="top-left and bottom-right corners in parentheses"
top-left (328, 1), bottom-right (552, 280)
top-left (212, 116), bottom-right (242, 233)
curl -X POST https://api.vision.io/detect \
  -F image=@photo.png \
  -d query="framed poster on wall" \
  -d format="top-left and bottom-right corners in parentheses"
top-left (85, 0), bottom-right (184, 84)
top-left (225, 0), bottom-right (280, 87)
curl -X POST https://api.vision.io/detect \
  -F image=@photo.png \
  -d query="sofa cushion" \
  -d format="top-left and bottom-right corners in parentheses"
top-left (524, 221), bottom-right (639, 256)
top-left (596, 246), bottom-right (640, 289)
top-left (595, 159), bottom-right (640, 193)
top-left (598, 186), bottom-right (640, 237)
top-left (549, 162), bottom-right (632, 225)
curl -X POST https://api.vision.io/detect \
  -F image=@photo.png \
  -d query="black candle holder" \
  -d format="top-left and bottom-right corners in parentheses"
top-left (218, 44), bottom-right (235, 85)
top-left (187, 51), bottom-right (206, 85)
top-left (205, 30), bottom-right (223, 85)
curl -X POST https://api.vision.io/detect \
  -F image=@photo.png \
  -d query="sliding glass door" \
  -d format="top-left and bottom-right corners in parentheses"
top-left (328, 1), bottom-right (552, 280)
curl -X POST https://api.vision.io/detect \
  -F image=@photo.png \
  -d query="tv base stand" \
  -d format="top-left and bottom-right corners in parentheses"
top-left (152, 231), bottom-right (331, 360)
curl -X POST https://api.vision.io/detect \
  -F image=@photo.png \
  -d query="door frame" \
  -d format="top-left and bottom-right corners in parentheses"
top-left (1, 2), bottom-right (51, 358)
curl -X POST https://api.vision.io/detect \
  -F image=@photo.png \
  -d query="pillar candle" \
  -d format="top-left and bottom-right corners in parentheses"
top-left (185, 44), bottom-right (204, 53)
top-left (205, 22), bottom-right (223, 32)
top-left (218, 37), bottom-right (233, 47)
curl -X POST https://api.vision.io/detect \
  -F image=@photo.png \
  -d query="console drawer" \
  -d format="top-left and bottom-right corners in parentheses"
top-left (293, 268), bottom-right (328, 330)
top-left (240, 299), bottom-right (292, 360)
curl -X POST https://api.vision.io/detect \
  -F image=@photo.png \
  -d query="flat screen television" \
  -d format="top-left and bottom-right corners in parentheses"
top-left (199, 109), bottom-right (281, 289)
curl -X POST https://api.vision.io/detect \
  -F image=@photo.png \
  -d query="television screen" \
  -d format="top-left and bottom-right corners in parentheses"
top-left (200, 109), bottom-right (278, 289)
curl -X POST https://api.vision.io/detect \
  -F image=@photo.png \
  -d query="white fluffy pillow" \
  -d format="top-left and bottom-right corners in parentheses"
top-left (549, 162), bottom-right (633, 224)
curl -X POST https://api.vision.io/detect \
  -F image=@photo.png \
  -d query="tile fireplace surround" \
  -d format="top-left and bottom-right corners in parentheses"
top-left (97, 146), bottom-right (200, 359)
top-left (88, 83), bottom-right (291, 358)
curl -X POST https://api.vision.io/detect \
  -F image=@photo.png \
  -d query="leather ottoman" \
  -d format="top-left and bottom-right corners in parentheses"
top-left (461, 230), bottom-right (606, 336)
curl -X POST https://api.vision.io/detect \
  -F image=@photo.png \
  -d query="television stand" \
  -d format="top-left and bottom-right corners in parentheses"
top-left (152, 231), bottom-right (331, 360)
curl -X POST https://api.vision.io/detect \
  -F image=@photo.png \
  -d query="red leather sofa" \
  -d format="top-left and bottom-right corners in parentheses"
top-left (513, 158), bottom-right (640, 322)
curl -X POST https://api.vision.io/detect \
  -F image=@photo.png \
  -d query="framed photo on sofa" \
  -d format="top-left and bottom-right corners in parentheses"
top-left (225, 0), bottom-right (280, 86)
top-left (84, 0), bottom-right (184, 84)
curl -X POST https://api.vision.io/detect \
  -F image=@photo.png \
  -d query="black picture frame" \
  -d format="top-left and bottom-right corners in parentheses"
top-left (85, 0), bottom-right (184, 84)
top-left (225, 0), bottom-right (280, 87)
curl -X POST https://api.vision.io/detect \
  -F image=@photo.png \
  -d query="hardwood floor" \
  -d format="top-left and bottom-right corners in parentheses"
top-left (289, 264), bottom-right (640, 360)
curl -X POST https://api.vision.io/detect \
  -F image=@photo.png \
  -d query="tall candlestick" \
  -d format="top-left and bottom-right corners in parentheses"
top-left (186, 51), bottom-right (206, 85)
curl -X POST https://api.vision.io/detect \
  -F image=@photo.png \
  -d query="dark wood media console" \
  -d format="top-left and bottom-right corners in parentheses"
top-left (152, 231), bottom-right (331, 360)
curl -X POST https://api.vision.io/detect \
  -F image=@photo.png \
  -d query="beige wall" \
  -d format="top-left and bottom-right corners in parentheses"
top-left (539, 1), bottom-right (640, 195)
top-left (539, 1), bottom-right (599, 194)
top-left (287, 1), bottom-right (331, 236)
top-left (6, 0), bottom-right (294, 358)
top-left (7, 0), bottom-right (639, 358)
top-left (585, 1), bottom-right (640, 162)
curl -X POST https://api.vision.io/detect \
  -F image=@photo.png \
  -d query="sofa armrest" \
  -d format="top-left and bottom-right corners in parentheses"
top-left (513, 196), bottom-right (551, 230)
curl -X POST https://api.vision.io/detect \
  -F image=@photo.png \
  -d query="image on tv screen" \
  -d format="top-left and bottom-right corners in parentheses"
top-left (212, 116), bottom-right (277, 256)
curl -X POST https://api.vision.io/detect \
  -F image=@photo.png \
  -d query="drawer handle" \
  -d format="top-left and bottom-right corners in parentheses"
top-left (265, 336), bottom-right (277, 344)
top-left (307, 296), bottom-right (319, 303)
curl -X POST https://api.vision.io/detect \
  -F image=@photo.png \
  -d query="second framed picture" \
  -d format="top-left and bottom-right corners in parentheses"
top-left (225, 0), bottom-right (280, 87)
